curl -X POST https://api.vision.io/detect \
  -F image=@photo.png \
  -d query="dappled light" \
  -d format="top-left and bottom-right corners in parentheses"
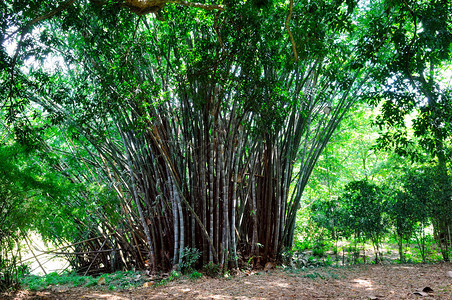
top-left (351, 278), bottom-right (375, 290)
top-left (3, 264), bottom-right (452, 299)
top-left (1, 0), bottom-right (451, 297)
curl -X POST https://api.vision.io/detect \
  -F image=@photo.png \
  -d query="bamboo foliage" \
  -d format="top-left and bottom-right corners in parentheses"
top-left (1, 2), bottom-right (371, 273)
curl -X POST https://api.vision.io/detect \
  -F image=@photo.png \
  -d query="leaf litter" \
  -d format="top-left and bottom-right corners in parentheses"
top-left (3, 262), bottom-right (451, 299)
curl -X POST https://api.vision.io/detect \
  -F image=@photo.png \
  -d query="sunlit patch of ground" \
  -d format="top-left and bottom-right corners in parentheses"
top-left (351, 277), bottom-right (374, 289)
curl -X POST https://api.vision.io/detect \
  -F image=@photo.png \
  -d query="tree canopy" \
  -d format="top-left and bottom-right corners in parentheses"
top-left (0, 0), bottom-right (451, 278)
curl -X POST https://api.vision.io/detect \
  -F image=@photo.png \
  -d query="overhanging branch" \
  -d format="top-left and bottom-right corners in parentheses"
top-left (124, 0), bottom-right (224, 16)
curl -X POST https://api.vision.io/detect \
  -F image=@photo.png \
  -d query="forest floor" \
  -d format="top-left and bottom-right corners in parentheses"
top-left (4, 262), bottom-right (452, 299)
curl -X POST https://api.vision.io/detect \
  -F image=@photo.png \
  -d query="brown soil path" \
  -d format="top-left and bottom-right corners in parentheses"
top-left (4, 263), bottom-right (452, 299)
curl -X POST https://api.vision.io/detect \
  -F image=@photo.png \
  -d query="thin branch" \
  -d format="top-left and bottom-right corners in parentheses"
top-left (214, 11), bottom-right (224, 50)
top-left (40, 249), bottom-right (120, 255)
top-left (83, 238), bottom-right (108, 276)
top-left (285, 0), bottom-right (298, 62)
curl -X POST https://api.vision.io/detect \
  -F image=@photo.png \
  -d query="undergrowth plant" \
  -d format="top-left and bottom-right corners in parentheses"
top-left (188, 271), bottom-right (202, 280)
top-left (154, 270), bottom-right (180, 287)
top-left (203, 262), bottom-right (220, 277)
top-left (179, 247), bottom-right (201, 274)
top-left (20, 270), bottom-right (149, 291)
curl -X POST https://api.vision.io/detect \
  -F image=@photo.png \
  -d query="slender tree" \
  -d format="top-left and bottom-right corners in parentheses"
top-left (361, 0), bottom-right (452, 259)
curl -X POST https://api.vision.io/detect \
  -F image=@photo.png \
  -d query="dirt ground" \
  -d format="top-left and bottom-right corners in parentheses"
top-left (3, 263), bottom-right (452, 299)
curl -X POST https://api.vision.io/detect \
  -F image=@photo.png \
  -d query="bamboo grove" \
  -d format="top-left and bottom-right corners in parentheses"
top-left (1, 0), bottom-right (413, 273)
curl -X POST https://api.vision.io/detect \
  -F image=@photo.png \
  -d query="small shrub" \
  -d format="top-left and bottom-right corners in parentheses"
top-left (16, 264), bottom-right (31, 278)
top-left (168, 270), bottom-right (180, 281)
top-left (281, 250), bottom-right (294, 266)
top-left (188, 271), bottom-right (202, 280)
top-left (203, 262), bottom-right (220, 277)
top-left (154, 279), bottom-right (167, 287)
top-left (294, 240), bottom-right (312, 252)
top-left (332, 246), bottom-right (339, 255)
top-left (312, 244), bottom-right (325, 257)
top-left (0, 262), bottom-right (30, 292)
top-left (154, 270), bottom-right (180, 287)
top-left (324, 255), bottom-right (333, 266)
top-left (180, 247), bottom-right (201, 274)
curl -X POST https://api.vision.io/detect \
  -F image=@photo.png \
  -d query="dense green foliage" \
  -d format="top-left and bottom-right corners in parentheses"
top-left (0, 142), bottom-right (68, 291)
top-left (297, 0), bottom-right (452, 265)
top-left (301, 103), bottom-right (451, 265)
top-left (0, 0), bottom-right (451, 292)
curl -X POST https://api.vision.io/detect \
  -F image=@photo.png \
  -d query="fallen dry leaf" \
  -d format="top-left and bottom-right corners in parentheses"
top-left (264, 262), bottom-right (275, 271)
top-left (97, 277), bottom-right (106, 285)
